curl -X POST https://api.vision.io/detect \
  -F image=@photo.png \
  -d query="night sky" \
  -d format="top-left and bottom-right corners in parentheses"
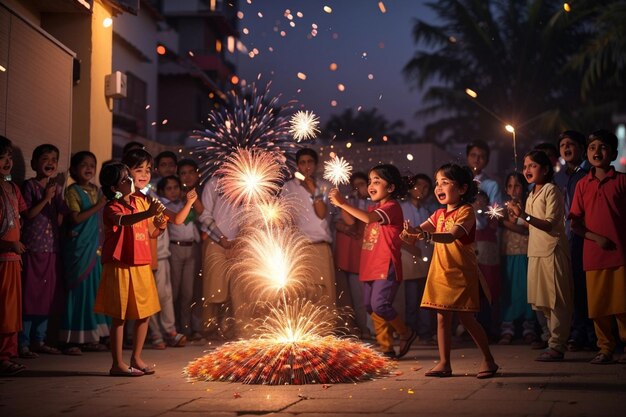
top-left (236, 1), bottom-right (438, 136)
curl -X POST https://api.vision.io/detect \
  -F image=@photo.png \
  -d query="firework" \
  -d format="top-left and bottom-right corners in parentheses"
top-left (289, 110), bottom-right (320, 142)
top-left (239, 196), bottom-right (295, 230)
top-left (184, 300), bottom-right (392, 385)
top-left (216, 148), bottom-right (283, 206)
top-left (323, 155), bottom-right (352, 186)
top-left (486, 202), bottom-right (504, 219)
top-left (191, 83), bottom-right (301, 182)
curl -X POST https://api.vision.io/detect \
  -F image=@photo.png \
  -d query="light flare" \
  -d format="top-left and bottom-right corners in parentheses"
top-left (486, 202), bottom-right (505, 219)
top-left (289, 110), bottom-right (320, 142)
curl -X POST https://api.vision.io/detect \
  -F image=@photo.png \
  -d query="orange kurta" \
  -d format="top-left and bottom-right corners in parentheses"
top-left (421, 204), bottom-right (480, 312)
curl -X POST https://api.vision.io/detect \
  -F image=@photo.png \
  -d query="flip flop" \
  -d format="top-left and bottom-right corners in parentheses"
top-left (476, 364), bottom-right (499, 379)
top-left (109, 366), bottom-right (144, 377)
top-left (589, 353), bottom-right (615, 365)
top-left (0, 360), bottom-right (26, 376)
top-left (425, 369), bottom-right (452, 378)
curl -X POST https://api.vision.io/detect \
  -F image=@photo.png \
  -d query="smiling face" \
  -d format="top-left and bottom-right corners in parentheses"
top-left (434, 171), bottom-right (466, 208)
top-left (587, 139), bottom-right (616, 170)
top-left (559, 138), bottom-right (583, 165)
top-left (129, 160), bottom-right (151, 190)
top-left (34, 151), bottom-right (59, 179)
top-left (522, 156), bottom-right (549, 185)
top-left (0, 151), bottom-right (13, 178)
top-left (73, 155), bottom-right (97, 185)
top-left (367, 170), bottom-right (393, 203)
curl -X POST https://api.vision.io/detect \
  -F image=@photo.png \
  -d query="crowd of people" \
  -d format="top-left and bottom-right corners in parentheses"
top-left (0, 128), bottom-right (624, 379)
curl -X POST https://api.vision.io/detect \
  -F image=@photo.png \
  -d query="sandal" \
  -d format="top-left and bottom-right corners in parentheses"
top-left (590, 352), bottom-right (615, 365)
top-left (18, 347), bottom-right (39, 359)
top-left (0, 360), bottom-right (26, 376)
top-left (63, 346), bottom-right (83, 356)
top-left (167, 333), bottom-right (187, 348)
top-left (31, 343), bottom-right (62, 355)
top-left (535, 348), bottom-right (564, 362)
top-left (151, 338), bottom-right (166, 350)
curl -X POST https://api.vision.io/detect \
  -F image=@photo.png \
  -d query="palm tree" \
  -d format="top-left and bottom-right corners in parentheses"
top-left (403, 0), bottom-right (610, 167)
top-left (321, 108), bottom-right (416, 144)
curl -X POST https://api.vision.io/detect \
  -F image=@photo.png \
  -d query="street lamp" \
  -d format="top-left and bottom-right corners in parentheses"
top-left (505, 124), bottom-right (517, 171)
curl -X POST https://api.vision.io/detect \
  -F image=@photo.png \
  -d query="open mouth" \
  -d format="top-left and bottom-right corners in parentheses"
top-left (437, 193), bottom-right (446, 201)
top-left (592, 155), bottom-right (602, 161)
top-left (564, 150), bottom-right (572, 158)
top-left (44, 166), bottom-right (55, 173)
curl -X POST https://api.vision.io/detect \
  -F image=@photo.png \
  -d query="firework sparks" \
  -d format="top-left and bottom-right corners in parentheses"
top-left (216, 148), bottom-right (283, 206)
top-left (240, 196), bottom-right (294, 229)
top-left (191, 83), bottom-right (301, 182)
top-left (323, 156), bottom-right (352, 186)
top-left (486, 202), bottom-right (505, 219)
top-left (289, 110), bottom-right (320, 142)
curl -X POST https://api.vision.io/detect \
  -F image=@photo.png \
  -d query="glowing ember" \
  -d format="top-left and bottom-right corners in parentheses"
top-left (217, 148), bottom-right (283, 206)
top-left (323, 156), bottom-right (352, 186)
top-left (289, 110), bottom-right (320, 142)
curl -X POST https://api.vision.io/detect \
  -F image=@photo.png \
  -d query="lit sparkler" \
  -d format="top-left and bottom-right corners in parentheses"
top-left (289, 110), bottom-right (320, 142)
top-left (486, 202), bottom-right (505, 219)
top-left (216, 148), bottom-right (283, 206)
top-left (323, 155), bottom-right (352, 186)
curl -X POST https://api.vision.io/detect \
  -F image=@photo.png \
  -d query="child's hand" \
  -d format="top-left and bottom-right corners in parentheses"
top-left (186, 188), bottom-right (198, 204)
top-left (594, 235), bottom-right (616, 251)
top-left (153, 213), bottom-right (168, 230)
top-left (506, 200), bottom-right (522, 218)
top-left (328, 188), bottom-right (345, 207)
top-left (146, 197), bottom-right (165, 217)
top-left (44, 182), bottom-right (56, 202)
top-left (12, 241), bottom-right (26, 255)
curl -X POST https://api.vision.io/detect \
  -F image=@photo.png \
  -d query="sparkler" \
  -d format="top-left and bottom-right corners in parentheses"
top-left (323, 155), bottom-right (352, 186)
top-left (289, 110), bottom-right (320, 142)
top-left (216, 148), bottom-right (283, 206)
top-left (191, 83), bottom-right (302, 182)
top-left (485, 202), bottom-right (504, 219)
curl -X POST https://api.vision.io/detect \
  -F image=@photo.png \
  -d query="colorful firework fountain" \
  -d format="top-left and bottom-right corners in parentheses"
top-left (185, 84), bottom-right (392, 385)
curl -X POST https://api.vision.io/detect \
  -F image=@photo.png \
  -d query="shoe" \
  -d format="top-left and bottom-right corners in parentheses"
top-left (62, 346), bottom-right (83, 356)
top-left (498, 334), bottom-right (513, 345)
top-left (531, 340), bottom-right (548, 350)
top-left (382, 350), bottom-right (397, 360)
top-left (130, 363), bottom-right (156, 375)
top-left (109, 366), bottom-right (144, 377)
top-left (31, 343), bottom-right (61, 355)
top-left (0, 360), bottom-right (26, 376)
top-left (476, 364), bottom-right (499, 379)
top-left (425, 369), bottom-right (452, 378)
top-left (397, 330), bottom-right (418, 358)
top-left (167, 333), bottom-right (187, 347)
top-left (535, 348), bottom-right (564, 362)
top-left (590, 352), bottom-right (615, 365)
top-left (18, 347), bottom-right (39, 359)
top-left (151, 338), bottom-right (166, 350)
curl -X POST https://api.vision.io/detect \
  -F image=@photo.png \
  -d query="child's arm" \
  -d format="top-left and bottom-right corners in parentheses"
top-left (0, 240), bottom-right (26, 254)
top-left (571, 217), bottom-right (616, 250)
top-left (507, 199), bottom-right (554, 233)
top-left (328, 188), bottom-right (380, 224)
top-left (69, 194), bottom-right (107, 225)
top-left (163, 188), bottom-right (198, 225)
top-left (114, 198), bottom-right (161, 227)
top-left (23, 182), bottom-right (56, 219)
top-left (191, 196), bottom-right (204, 216)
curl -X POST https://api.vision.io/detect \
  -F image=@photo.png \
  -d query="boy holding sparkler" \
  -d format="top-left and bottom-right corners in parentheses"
top-left (330, 164), bottom-right (417, 359)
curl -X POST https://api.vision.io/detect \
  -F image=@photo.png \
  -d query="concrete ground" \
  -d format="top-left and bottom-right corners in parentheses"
top-left (1, 338), bottom-right (625, 417)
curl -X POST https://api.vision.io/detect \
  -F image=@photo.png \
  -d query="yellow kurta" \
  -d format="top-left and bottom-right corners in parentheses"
top-left (525, 183), bottom-right (573, 310)
top-left (421, 204), bottom-right (480, 312)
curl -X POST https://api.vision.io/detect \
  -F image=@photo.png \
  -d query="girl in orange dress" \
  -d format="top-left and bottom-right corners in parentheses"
top-left (94, 163), bottom-right (166, 377)
top-left (403, 163), bottom-right (498, 378)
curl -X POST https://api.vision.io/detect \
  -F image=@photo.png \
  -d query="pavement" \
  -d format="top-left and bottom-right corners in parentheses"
top-left (1, 337), bottom-right (626, 417)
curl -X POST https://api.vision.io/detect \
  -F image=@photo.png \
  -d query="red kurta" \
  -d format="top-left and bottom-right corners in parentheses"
top-left (359, 200), bottom-right (403, 281)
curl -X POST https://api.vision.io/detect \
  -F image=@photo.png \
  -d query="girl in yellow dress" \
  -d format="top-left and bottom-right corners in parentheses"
top-left (94, 163), bottom-right (166, 377)
top-left (402, 163), bottom-right (498, 378)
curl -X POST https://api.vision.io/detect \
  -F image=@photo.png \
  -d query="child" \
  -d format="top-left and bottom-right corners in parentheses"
top-left (329, 164), bottom-right (417, 359)
top-left (334, 172), bottom-right (376, 338)
top-left (95, 162), bottom-right (166, 376)
top-left (150, 151), bottom-right (178, 193)
top-left (156, 175), bottom-right (199, 339)
top-left (177, 159), bottom-right (205, 340)
top-left (60, 151), bottom-right (110, 355)
top-left (473, 190), bottom-right (501, 339)
top-left (399, 174), bottom-right (434, 343)
top-left (122, 150), bottom-right (186, 349)
top-left (499, 172), bottom-right (536, 345)
top-left (554, 130), bottom-right (596, 352)
top-left (508, 150), bottom-right (573, 361)
top-left (569, 130), bottom-right (626, 364)
top-left (0, 136), bottom-right (27, 375)
top-left (19, 144), bottom-right (69, 358)
top-left (402, 163), bottom-right (498, 378)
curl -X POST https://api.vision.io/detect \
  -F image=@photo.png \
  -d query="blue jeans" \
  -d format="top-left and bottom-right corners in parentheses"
top-left (20, 315), bottom-right (49, 347)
